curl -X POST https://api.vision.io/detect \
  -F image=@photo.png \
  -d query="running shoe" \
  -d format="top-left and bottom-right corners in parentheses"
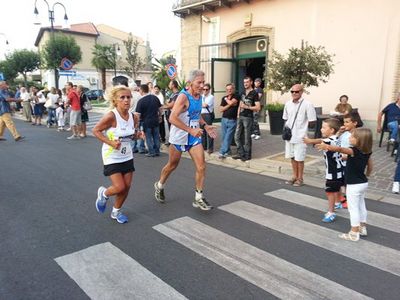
top-left (192, 197), bottom-right (213, 211)
top-left (154, 181), bottom-right (165, 203)
top-left (322, 212), bottom-right (336, 223)
top-left (111, 210), bottom-right (128, 224)
top-left (339, 231), bottom-right (359, 241)
top-left (95, 186), bottom-right (108, 213)
top-left (359, 225), bottom-right (368, 237)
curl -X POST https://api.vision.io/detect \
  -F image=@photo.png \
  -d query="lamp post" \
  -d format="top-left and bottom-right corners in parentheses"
top-left (113, 43), bottom-right (121, 77)
top-left (33, 0), bottom-right (68, 89)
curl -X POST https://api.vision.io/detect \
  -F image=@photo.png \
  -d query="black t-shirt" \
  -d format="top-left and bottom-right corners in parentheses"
top-left (220, 93), bottom-right (239, 119)
top-left (80, 93), bottom-right (88, 112)
top-left (345, 147), bottom-right (371, 184)
top-left (135, 94), bottom-right (161, 128)
top-left (239, 89), bottom-right (259, 118)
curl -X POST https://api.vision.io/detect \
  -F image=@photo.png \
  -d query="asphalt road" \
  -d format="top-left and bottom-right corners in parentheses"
top-left (1, 119), bottom-right (399, 300)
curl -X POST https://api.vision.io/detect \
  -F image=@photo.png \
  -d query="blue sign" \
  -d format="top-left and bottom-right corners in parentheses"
top-left (59, 70), bottom-right (76, 76)
top-left (60, 58), bottom-right (73, 70)
top-left (0, 72), bottom-right (4, 80)
top-left (166, 64), bottom-right (177, 79)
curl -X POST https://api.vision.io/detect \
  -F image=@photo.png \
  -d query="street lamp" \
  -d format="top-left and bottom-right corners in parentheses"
top-left (33, 0), bottom-right (69, 89)
top-left (0, 33), bottom-right (9, 45)
top-left (113, 43), bottom-right (121, 77)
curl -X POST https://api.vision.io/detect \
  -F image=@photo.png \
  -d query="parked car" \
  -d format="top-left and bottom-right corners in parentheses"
top-left (85, 89), bottom-right (104, 100)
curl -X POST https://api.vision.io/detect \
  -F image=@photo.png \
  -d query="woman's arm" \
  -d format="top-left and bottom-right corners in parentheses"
top-left (303, 137), bottom-right (322, 145)
top-left (92, 112), bottom-right (120, 149)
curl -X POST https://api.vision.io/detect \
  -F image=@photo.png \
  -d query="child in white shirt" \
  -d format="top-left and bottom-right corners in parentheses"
top-left (55, 103), bottom-right (64, 131)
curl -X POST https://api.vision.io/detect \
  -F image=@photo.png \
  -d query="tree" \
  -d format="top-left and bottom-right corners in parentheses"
top-left (152, 55), bottom-right (176, 91)
top-left (91, 44), bottom-right (115, 91)
top-left (0, 59), bottom-right (18, 83)
top-left (123, 34), bottom-right (145, 79)
top-left (6, 49), bottom-right (40, 86)
top-left (41, 34), bottom-right (82, 88)
top-left (267, 43), bottom-right (334, 94)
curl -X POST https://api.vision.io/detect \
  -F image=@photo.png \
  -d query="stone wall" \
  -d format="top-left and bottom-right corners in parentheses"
top-left (180, 15), bottom-right (201, 78)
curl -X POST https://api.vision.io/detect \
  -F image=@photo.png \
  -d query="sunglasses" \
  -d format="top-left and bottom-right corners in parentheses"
top-left (203, 88), bottom-right (209, 91)
top-left (119, 95), bottom-right (132, 100)
top-left (290, 90), bottom-right (301, 94)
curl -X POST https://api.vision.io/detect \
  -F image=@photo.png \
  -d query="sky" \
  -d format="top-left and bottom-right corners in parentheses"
top-left (0, 0), bottom-right (181, 58)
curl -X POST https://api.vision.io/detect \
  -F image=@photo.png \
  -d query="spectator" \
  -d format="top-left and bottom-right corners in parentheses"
top-left (251, 78), bottom-right (263, 140)
top-left (154, 85), bottom-right (166, 144)
top-left (165, 80), bottom-right (179, 130)
top-left (335, 95), bottom-right (353, 115)
top-left (201, 83), bottom-right (215, 153)
top-left (129, 83), bottom-right (146, 154)
top-left (283, 84), bottom-right (316, 186)
top-left (232, 76), bottom-right (260, 161)
top-left (46, 87), bottom-right (59, 128)
top-left (0, 81), bottom-right (24, 141)
top-left (218, 83), bottom-right (239, 158)
top-left (65, 82), bottom-right (81, 140)
top-left (20, 87), bottom-right (32, 122)
top-left (377, 93), bottom-right (400, 143)
top-left (136, 84), bottom-right (162, 157)
top-left (77, 85), bottom-right (89, 138)
top-left (32, 87), bottom-right (46, 126)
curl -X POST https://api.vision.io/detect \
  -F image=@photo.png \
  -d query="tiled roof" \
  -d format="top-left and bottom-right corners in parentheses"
top-left (34, 22), bottom-right (99, 46)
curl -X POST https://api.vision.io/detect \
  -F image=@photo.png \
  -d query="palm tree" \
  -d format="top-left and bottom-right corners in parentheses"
top-left (91, 44), bottom-right (115, 91)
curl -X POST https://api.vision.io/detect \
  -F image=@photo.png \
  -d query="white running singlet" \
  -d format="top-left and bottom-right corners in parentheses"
top-left (101, 109), bottom-right (135, 165)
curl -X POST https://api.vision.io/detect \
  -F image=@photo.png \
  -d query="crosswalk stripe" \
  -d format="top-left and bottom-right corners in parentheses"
top-left (264, 189), bottom-right (400, 234)
top-left (153, 216), bottom-right (372, 299)
top-left (219, 201), bottom-right (400, 277)
top-left (55, 242), bottom-right (187, 300)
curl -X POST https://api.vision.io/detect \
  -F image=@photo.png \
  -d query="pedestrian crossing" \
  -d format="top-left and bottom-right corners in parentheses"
top-left (55, 188), bottom-right (400, 299)
top-left (84, 113), bottom-right (103, 136)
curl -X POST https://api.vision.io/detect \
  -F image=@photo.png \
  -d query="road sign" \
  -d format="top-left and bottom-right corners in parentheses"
top-left (166, 64), bottom-right (177, 79)
top-left (60, 57), bottom-right (73, 70)
top-left (0, 72), bottom-right (4, 81)
top-left (59, 70), bottom-right (76, 76)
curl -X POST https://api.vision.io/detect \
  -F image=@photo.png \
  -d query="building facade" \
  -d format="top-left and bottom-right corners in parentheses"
top-left (173, 0), bottom-right (400, 125)
top-left (34, 23), bottom-right (152, 90)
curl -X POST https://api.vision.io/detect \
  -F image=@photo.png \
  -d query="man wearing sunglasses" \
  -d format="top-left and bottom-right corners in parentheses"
top-left (283, 84), bottom-right (316, 187)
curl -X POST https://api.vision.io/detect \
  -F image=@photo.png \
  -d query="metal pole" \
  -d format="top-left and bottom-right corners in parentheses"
top-left (49, 9), bottom-right (59, 89)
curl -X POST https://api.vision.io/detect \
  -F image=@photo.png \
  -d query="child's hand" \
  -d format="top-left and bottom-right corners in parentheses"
top-left (338, 126), bottom-right (345, 134)
top-left (315, 142), bottom-right (327, 151)
top-left (303, 137), bottom-right (311, 144)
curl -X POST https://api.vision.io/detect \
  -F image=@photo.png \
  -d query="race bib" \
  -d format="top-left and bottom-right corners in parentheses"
top-left (189, 119), bottom-right (199, 129)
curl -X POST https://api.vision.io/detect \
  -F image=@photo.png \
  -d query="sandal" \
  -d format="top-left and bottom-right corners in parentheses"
top-left (293, 179), bottom-right (304, 187)
top-left (339, 231), bottom-right (359, 242)
top-left (285, 178), bottom-right (297, 185)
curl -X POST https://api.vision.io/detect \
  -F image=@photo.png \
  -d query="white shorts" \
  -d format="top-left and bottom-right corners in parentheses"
top-left (70, 110), bottom-right (82, 126)
top-left (285, 142), bottom-right (307, 161)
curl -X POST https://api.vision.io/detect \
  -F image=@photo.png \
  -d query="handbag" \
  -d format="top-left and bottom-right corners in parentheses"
top-left (83, 99), bottom-right (92, 111)
top-left (282, 100), bottom-right (303, 141)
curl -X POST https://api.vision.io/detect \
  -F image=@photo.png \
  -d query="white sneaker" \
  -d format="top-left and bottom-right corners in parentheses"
top-left (392, 182), bottom-right (399, 194)
top-left (251, 134), bottom-right (256, 138)
top-left (389, 138), bottom-right (396, 144)
top-left (254, 135), bottom-right (260, 140)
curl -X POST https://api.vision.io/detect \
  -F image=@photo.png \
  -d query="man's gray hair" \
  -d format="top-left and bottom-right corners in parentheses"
top-left (188, 69), bottom-right (205, 82)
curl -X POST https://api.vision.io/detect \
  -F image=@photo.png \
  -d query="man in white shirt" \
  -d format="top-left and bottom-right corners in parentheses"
top-left (20, 87), bottom-right (32, 122)
top-left (201, 83), bottom-right (215, 153)
top-left (283, 84), bottom-right (316, 187)
top-left (154, 85), bottom-right (166, 143)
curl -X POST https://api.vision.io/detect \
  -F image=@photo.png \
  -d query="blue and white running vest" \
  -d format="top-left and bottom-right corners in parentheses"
top-left (169, 90), bottom-right (202, 145)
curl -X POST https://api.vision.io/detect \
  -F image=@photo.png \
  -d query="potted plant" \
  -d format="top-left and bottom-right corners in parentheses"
top-left (265, 102), bottom-right (285, 135)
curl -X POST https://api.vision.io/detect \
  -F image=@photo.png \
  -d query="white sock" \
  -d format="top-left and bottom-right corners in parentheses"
top-left (195, 189), bottom-right (203, 200)
top-left (157, 181), bottom-right (164, 189)
top-left (102, 190), bottom-right (108, 199)
top-left (112, 207), bottom-right (120, 214)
